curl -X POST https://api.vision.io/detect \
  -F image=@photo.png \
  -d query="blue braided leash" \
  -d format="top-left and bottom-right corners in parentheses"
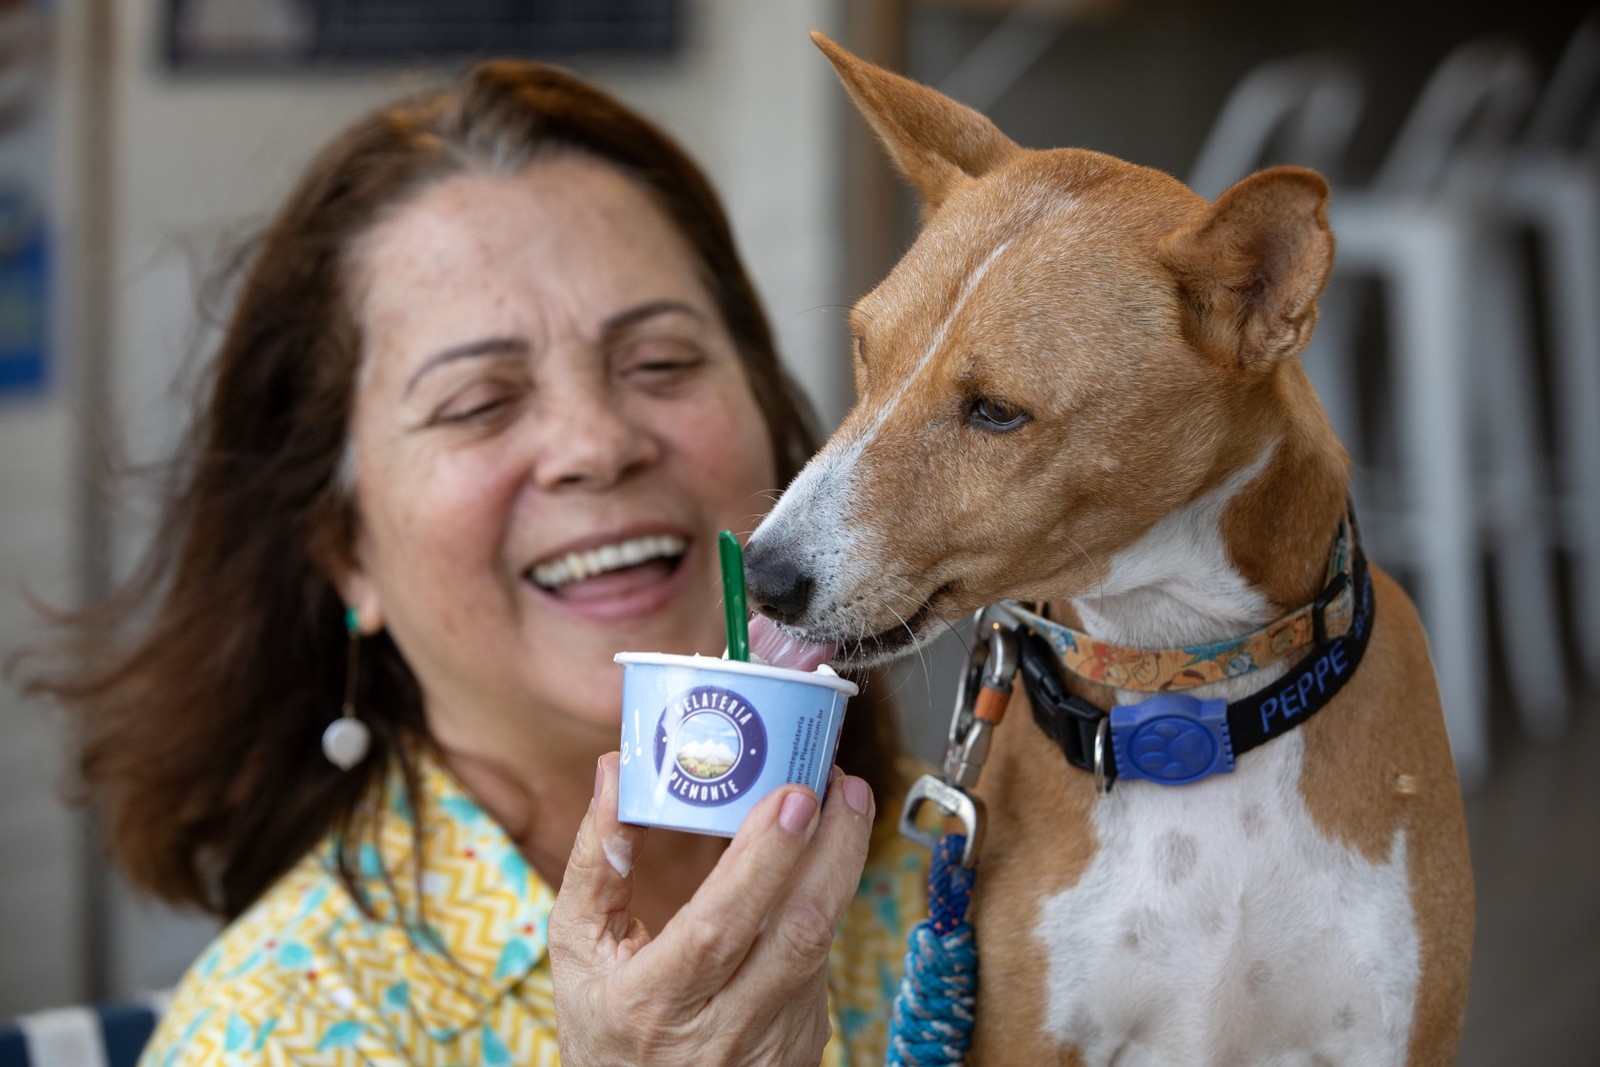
top-left (887, 834), bottom-right (977, 1066)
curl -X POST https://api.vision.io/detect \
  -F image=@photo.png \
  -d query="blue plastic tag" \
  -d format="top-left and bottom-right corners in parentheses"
top-left (1111, 693), bottom-right (1235, 786)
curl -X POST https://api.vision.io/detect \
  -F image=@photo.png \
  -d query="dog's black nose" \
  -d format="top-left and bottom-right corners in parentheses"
top-left (744, 545), bottom-right (814, 624)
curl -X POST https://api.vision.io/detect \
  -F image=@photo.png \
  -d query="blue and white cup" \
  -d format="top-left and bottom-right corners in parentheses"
top-left (614, 652), bottom-right (859, 837)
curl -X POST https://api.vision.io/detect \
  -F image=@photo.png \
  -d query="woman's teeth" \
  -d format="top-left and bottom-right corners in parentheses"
top-left (531, 534), bottom-right (687, 590)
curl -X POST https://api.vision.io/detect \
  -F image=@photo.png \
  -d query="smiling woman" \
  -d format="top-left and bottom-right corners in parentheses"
top-left (15, 59), bottom-right (924, 1066)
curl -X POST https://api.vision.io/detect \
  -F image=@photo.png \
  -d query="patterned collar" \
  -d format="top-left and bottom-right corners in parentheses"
top-left (1013, 511), bottom-right (1374, 788)
top-left (1008, 515), bottom-right (1355, 692)
top-left (327, 744), bottom-right (554, 1041)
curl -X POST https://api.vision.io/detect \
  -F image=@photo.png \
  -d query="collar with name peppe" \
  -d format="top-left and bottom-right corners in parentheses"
top-left (1017, 512), bottom-right (1375, 788)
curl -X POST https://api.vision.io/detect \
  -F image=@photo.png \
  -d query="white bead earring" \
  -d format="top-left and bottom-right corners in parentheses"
top-left (322, 606), bottom-right (372, 770)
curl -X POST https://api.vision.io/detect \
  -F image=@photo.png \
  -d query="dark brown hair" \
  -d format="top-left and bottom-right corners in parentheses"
top-left (17, 59), bottom-right (903, 920)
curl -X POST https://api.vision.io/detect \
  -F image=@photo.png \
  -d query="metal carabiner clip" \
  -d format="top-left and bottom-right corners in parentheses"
top-left (899, 773), bottom-right (985, 868)
top-left (943, 609), bottom-right (1020, 788)
top-left (897, 605), bottom-right (1021, 869)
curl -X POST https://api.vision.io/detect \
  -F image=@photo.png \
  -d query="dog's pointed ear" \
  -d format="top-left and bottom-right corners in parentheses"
top-left (1158, 166), bottom-right (1335, 372)
top-left (812, 31), bottom-right (1020, 215)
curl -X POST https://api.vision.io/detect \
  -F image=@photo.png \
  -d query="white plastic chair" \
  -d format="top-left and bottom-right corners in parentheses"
top-left (1329, 39), bottom-right (1578, 783)
top-left (1501, 17), bottom-right (1600, 689)
top-left (1189, 39), bottom-right (1573, 787)
top-left (1188, 53), bottom-right (1365, 201)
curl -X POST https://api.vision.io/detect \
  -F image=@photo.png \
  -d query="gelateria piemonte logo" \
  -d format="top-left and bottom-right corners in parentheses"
top-left (654, 685), bottom-right (767, 806)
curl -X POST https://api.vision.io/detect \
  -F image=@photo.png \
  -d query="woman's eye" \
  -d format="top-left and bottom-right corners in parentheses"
top-left (622, 342), bottom-right (705, 384)
top-left (967, 395), bottom-right (1030, 432)
top-left (431, 385), bottom-right (520, 425)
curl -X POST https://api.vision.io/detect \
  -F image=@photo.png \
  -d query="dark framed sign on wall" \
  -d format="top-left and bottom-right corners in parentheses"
top-left (164, 0), bottom-right (683, 71)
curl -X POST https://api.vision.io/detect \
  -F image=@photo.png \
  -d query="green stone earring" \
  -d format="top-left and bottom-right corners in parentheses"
top-left (322, 606), bottom-right (371, 770)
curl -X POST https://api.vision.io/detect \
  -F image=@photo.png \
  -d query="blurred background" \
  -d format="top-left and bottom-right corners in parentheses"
top-left (0, 0), bottom-right (1595, 1062)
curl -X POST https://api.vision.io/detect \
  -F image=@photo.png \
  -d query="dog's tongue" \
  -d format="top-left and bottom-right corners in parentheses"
top-left (748, 615), bottom-right (836, 672)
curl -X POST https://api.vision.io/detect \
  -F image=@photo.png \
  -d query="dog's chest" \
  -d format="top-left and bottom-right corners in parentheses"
top-left (1032, 732), bottom-right (1421, 1066)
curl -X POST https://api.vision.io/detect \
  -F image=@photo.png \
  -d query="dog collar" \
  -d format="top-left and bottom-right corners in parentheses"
top-left (1017, 512), bottom-right (1374, 788)
top-left (1007, 515), bottom-right (1356, 693)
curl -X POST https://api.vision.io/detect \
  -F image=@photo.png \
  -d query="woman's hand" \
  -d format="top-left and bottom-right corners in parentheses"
top-left (548, 753), bottom-right (876, 1066)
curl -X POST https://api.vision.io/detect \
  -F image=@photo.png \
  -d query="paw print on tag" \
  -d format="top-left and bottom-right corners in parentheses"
top-left (1129, 718), bottom-right (1219, 781)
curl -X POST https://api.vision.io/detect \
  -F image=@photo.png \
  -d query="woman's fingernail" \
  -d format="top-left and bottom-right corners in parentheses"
top-left (594, 759), bottom-right (606, 803)
top-left (842, 776), bottom-right (872, 815)
top-left (779, 791), bottom-right (818, 834)
top-left (828, 764), bottom-right (844, 785)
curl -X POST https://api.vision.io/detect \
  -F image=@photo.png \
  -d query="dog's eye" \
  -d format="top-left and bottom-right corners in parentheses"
top-left (967, 395), bottom-right (1030, 432)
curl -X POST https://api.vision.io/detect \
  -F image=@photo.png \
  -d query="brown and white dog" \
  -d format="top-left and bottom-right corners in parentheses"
top-left (745, 35), bottom-right (1474, 1066)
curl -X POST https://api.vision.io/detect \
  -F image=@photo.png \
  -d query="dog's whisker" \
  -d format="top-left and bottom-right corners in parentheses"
top-left (881, 594), bottom-right (935, 709)
top-left (876, 656), bottom-right (923, 703)
top-left (792, 302), bottom-right (858, 324)
top-left (943, 611), bottom-right (976, 662)
top-left (1060, 532), bottom-right (1106, 614)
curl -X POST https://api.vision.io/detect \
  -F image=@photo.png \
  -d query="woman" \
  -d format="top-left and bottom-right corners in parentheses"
top-left (21, 59), bottom-right (925, 1064)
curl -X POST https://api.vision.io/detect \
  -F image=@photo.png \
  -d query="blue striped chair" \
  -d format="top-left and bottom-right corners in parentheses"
top-left (0, 995), bottom-right (167, 1067)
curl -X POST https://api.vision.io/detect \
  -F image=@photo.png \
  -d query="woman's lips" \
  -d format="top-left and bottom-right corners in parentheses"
top-left (529, 555), bottom-right (688, 622)
top-left (549, 559), bottom-right (676, 602)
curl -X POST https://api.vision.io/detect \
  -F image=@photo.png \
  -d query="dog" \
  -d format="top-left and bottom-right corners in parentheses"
top-left (744, 34), bottom-right (1474, 1066)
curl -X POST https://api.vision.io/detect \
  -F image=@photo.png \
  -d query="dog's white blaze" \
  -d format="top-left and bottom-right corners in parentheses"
top-left (1034, 733), bottom-right (1421, 1066)
top-left (854, 236), bottom-right (1015, 454)
top-left (1073, 443), bottom-right (1279, 649)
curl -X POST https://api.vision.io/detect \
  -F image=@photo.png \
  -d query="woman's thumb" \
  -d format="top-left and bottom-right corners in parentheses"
top-left (550, 753), bottom-right (649, 953)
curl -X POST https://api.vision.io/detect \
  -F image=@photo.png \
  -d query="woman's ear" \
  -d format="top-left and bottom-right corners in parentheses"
top-left (315, 518), bottom-right (385, 635)
top-left (336, 564), bottom-right (385, 635)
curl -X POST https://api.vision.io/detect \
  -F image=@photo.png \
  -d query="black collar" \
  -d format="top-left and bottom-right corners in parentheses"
top-left (1019, 525), bottom-right (1375, 788)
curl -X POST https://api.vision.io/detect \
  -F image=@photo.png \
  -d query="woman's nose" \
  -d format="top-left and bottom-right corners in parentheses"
top-left (531, 383), bottom-right (659, 490)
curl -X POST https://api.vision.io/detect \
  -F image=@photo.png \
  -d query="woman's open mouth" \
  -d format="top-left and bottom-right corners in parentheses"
top-left (526, 533), bottom-right (688, 603)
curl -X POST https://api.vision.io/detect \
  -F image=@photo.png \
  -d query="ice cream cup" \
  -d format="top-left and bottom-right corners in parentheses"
top-left (614, 652), bottom-right (859, 837)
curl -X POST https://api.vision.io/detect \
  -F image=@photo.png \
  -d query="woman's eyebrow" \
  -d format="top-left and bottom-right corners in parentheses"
top-left (601, 300), bottom-right (705, 339)
top-left (403, 337), bottom-right (529, 399)
top-left (401, 302), bottom-right (702, 398)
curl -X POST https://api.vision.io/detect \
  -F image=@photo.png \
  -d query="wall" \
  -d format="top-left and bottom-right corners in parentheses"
top-left (0, 0), bottom-right (88, 1016)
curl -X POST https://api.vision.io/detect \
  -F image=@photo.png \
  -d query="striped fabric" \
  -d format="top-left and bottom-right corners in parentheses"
top-left (0, 994), bottom-right (170, 1067)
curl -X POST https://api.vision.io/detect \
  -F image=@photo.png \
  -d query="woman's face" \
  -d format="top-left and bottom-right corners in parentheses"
top-left (340, 154), bottom-right (778, 755)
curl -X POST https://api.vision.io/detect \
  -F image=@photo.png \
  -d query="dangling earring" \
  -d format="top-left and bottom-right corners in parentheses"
top-left (322, 606), bottom-right (372, 770)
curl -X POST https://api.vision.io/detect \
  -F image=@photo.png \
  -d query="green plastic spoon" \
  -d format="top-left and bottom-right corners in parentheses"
top-left (718, 530), bottom-right (750, 662)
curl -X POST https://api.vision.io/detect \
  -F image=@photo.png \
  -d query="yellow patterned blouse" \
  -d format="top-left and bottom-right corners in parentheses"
top-left (140, 748), bottom-right (928, 1066)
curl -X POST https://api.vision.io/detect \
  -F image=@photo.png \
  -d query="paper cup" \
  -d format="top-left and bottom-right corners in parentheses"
top-left (614, 652), bottom-right (859, 837)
